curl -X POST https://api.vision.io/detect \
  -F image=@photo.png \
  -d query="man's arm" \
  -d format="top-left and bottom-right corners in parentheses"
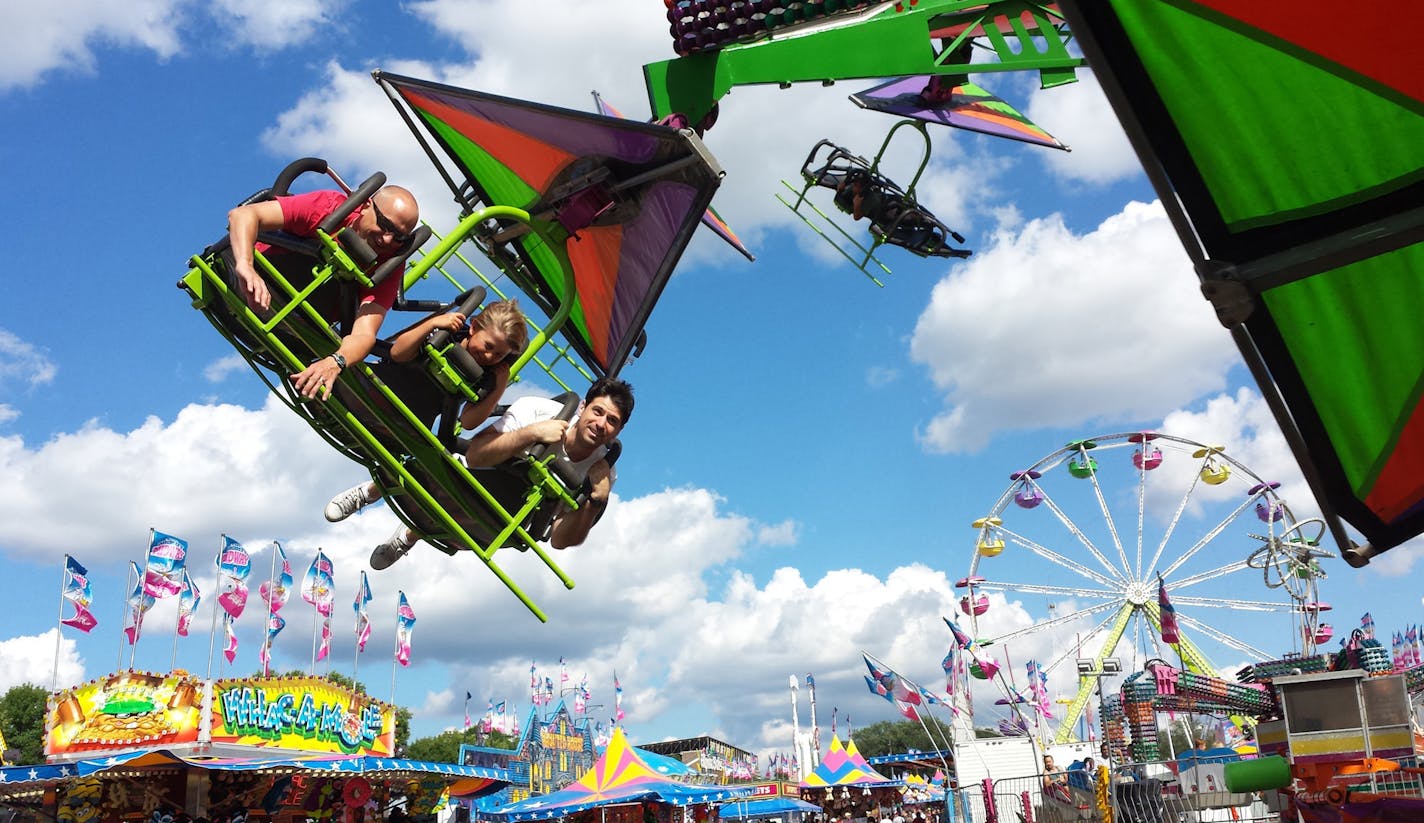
top-left (548, 459), bottom-right (612, 549)
top-left (290, 302), bottom-right (388, 400)
top-left (463, 417), bottom-right (567, 467)
top-left (226, 200), bottom-right (287, 311)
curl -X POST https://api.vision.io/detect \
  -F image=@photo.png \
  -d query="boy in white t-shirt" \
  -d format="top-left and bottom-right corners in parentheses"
top-left (369, 376), bottom-right (634, 568)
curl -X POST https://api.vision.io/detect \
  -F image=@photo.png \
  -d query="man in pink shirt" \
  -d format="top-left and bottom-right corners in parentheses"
top-left (226, 186), bottom-right (420, 399)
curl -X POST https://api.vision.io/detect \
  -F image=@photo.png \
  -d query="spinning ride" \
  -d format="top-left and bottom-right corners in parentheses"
top-left (179, 74), bottom-right (724, 621)
top-left (960, 432), bottom-right (1334, 743)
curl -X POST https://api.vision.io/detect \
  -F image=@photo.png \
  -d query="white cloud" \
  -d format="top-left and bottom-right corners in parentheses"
top-left (756, 520), bottom-right (799, 547)
top-left (866, 366), bottom-right (899, 388)
top-left (0, 630), bottom-right (84, 692)
top-left (0, 405), bottom-right (17, 425)
top-left (0, 396), bottom-right (356, 561)
top-left (209, 0), bottom-right (348, 51)
top-left (1025, 71), bottom-right (1141, 187)
top-left (0, 328), bottom-right (57, 387)
top-left (910, 200), bottom-right (1237, 452)
top-left (0, 0), bottom-right (186, 91)
top-left (203, 354), bottom-right (248, 383)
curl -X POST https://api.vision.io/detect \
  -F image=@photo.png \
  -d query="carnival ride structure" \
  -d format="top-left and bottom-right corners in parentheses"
top-left (180, 75), bottom-right (724, 621)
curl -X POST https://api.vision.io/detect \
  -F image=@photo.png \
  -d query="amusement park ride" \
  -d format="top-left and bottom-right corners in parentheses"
top-left (178, 0), bottom-right (1423, 701)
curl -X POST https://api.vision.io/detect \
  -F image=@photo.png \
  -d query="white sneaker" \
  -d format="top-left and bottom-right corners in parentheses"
top-left (370, 526), bottom-right (417, 570)
top-left (325, 482), bottom-right (376, 522)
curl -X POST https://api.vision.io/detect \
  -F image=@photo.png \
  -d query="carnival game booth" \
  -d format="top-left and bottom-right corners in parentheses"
top-left (480, 729), bottom-right (750, 823)
top-left (28, 671), bottom-right (509, 823)
top-left (799, 737), bottom-right (901, 820)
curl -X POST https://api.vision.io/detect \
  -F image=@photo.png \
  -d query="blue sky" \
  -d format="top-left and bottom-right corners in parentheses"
top-left (1, 0), bottom-right (1419, 760)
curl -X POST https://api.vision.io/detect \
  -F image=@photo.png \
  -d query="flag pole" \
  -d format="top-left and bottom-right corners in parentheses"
top-left (389, 593), bottom-right (400, 707)
top-left (116, 560), bottom-right (133, 673)
top-left (263, 541), bottom-right (278, 676)
top-left (131, 528), bottom-right (155, 671)
top-left (170, 576), bottom-right (181, 674)
top-left (53, 555), bottom-right (68, 691)
top-left (206, 535), bottom-right (225, 680)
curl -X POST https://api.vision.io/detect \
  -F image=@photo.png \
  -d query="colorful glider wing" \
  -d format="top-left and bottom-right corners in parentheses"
top-left (850, 77), bottom-right (1068, 151)
top-left (377, 73), bottom-right (724, 376)
top-left (591, 91), bottom-right (755, 260)
top-left (1062, 2), bottom-right (1424, 562)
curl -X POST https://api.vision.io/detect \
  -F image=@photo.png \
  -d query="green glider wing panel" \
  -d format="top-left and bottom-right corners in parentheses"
top-left (1063, 0), bottom-right (1424, 558)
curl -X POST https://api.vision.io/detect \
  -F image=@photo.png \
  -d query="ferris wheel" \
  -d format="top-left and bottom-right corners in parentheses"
top-left (958, 432), bottom-right (1335, 744)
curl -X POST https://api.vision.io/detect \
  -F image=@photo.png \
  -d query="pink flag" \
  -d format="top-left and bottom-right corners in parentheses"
top-left (395, 592), bottom-right (416, 666)
top-left (61, 556), bottom-right (98, 633)
top-left (316, 615), bottom-right (333, 661)
top-left (1158, 573), bottom-right (1180, 644)
top-left (143, 531), bottom-right (189, 599)
top-left (123, 560), bottom-right (154, 645)
top-left (216, 536), bottom-right (252, 618)
top-left (222, 612), bottom-right (239, 663)
top-left (260, 614), bottom-right (286, 668)
top-left (353, 571), bottom-right (372, 653)
top-left (176, 571), bottom-right (201, 637)
top-left (62, 603), bottom-right (99, 633)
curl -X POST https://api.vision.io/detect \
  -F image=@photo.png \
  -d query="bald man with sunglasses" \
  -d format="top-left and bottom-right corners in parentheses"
top-left (227, 185), bottom-right (420, 399)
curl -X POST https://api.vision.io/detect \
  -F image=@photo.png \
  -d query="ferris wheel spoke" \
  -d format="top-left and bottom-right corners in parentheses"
top-left (1158, 495), bottom-right (1256, 579)
top-left (1000, 526), bottom-right (1121, 589)
top-left (988, 599), bottom-right (1121, 646)
top-left (1143, 456), bottom-right (1208, 579)
top-left (1177, 612), bottom-right (1271, 659)
top-left (978, 581), bottom-right (1117, 599)
top-left (1170, 559), bottom-right (1252, 590)
top-left (1038, 606), bottom-right (1127, 677)
top-left (1171, 594), bottom-right (1294, 612)
top-left (1135, 458), bottom-right (1148, 580)
top-left (1036, 489), bottom-right (1129, 583)
top-left (1083, 454), bottom-right (1136, 582)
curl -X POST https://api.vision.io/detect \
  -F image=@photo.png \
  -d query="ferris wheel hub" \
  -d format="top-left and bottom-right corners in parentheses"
top-left (1125, 581), bottom-right (1151, 606)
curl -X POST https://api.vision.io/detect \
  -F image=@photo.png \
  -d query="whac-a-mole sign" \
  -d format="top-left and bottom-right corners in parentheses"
top-left (210, 675), bottom-right (395, 756)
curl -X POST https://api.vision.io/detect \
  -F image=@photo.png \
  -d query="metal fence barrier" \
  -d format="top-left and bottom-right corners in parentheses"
top-left (948, 759), bottom-right (1281, 823)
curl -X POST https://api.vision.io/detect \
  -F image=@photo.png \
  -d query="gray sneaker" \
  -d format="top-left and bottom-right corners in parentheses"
top-left (370, 526), bottom-right (417, 570)
top-left (325, 483), bottom-right (375, 522)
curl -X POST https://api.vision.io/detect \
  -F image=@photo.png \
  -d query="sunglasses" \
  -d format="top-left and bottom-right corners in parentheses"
top-left (369, 198), bottom-right (413, 244)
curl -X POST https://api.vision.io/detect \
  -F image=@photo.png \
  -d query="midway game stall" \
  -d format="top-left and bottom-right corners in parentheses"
top-left (480, 729), bottom-right (750, 823)
top-left (800, 738), bottom-right (919, 823)
top-left (718, 783), bottom-right (819, 823)
top-left (0, 671), bottom-right (508, 823)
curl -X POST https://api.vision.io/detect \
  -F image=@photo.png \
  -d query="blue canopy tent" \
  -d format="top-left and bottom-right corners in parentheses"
top-left (483, 729), bottom-right (751, 822)
top-left (631, 747), bottom-right (693, 777)
top-left (719, 797), bottom-right (822, 820)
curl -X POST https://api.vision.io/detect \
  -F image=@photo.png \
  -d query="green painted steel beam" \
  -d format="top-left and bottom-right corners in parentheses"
top-left (1054, 603), bottom-right (1135, 744)
top-left (645, 0), bottom-right (1083, 120)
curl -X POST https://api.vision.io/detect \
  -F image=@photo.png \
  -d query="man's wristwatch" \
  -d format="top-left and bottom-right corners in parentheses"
top-left (329, 353), bottom-right (347, 371)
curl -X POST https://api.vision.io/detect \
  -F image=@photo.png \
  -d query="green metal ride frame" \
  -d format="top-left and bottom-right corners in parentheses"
top-left (1054, 598), bottom-right (1217, 744)
top-left (645, 0), bottom-right (1084, 122)
top-left (181, 204), bottom-right (591, 623)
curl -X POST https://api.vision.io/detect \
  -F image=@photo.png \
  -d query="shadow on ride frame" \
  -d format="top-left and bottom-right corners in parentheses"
top-left (777, 119), bottom-right (971, 286)
top-left (179, 158), bottom-right (618, 622)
